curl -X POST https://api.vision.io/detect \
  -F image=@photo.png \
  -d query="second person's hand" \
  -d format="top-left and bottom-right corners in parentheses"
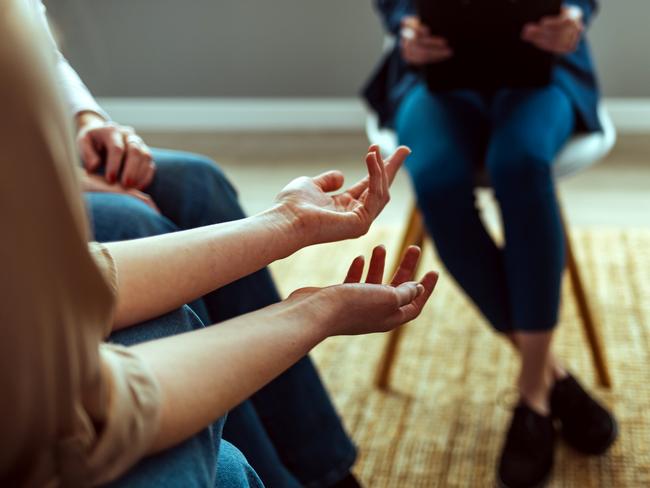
top-left (400, 15), bottom-right (452, 66)
top-left (76, 111), bottom-right (156, 190)
top-left (80, 172), bottom-right (160, 213)
top-left (521, 5), bottom-right (584, 54)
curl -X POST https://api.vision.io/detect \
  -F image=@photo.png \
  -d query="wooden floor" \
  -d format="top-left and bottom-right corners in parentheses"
top-left (140, 131), bottom-right (650, 228)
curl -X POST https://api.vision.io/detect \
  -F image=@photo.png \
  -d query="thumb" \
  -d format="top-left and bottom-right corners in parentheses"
top-left (312, 170), bottom-right (344, 192)
top-left (394, 281), bottom-right (423, 307)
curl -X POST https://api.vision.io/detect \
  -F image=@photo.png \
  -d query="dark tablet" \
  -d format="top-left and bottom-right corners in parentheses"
top-left (417, 0), bottom-right (562, 91)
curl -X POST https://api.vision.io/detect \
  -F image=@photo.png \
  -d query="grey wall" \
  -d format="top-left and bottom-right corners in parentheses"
top-left (46, 0), bottom-right (650, 98)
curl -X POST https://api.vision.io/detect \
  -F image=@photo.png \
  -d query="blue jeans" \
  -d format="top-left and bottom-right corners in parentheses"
top-left (396, 84), bottom-right (575, 332)
top-left (87, 149), bottom-right (356, 487)
top-left (106, 307), bottom-right (264, 488)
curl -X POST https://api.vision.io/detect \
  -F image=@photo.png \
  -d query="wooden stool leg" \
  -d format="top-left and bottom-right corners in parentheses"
top-left (562, 216), bottom-right (613, 388)
top-left (375, 206), bottom-right (426, 390)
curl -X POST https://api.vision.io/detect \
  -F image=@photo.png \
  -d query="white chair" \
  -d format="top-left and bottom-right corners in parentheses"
top-left (367, 103), bottom-right (617, 390)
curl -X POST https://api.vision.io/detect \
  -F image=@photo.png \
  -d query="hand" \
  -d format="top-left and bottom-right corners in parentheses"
top-left (76, 112), bottom-right (156, 190)
top-left (274, 145), bottom-right (411, 246)
top-left (288, 245), bottom-right (438, 336)
top-left (80, 171), bottom-right (160, 213)
top-left (521, 5), bottom-right (584, 54)
top-left (400, 16), bottom-right (452, 66)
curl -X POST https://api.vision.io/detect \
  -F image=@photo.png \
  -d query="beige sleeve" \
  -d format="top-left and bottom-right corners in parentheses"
top-left (88, 345), bottom-right (162, 485)
top-left (89, 242), bottom-right (119, 338)
top-left (86, 243), bottom-right (164, 485)
top-left (0, 2), bottom-right (161, 484)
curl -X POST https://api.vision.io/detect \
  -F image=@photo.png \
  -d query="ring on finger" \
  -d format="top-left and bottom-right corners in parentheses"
top-left (125, 135), bottom-right (144, 147)
top-left (400, 26), bottom-right (416, 41)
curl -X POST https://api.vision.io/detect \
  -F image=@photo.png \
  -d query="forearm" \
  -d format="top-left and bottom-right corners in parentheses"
top-left (133, 298), bottom-right (328, 453)
top-left (106, 206), bottom-right (301, 329)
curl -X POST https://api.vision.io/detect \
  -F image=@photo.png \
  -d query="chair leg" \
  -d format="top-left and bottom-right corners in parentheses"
top-left (561, 214), bottom-right (613, 388)
top-left (375, 205), bottom-right (426, 390)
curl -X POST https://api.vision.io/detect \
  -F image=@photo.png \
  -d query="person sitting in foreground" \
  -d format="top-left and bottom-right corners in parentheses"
top-left (365, 1), bottom-right (616, 487)
top-left (0, 2), bottom-right (438, 486)
top-left (34, 1), bottom-right (372, 485)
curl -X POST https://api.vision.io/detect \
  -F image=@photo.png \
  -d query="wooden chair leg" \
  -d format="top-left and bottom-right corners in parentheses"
top-left (561, 215), bottom-right (613, 388)
top-left (375, 206), bottom-right (426, 390)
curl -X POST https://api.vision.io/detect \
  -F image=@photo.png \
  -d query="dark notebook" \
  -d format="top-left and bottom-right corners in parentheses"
top-left (417, 0), bottom-right (562, 91)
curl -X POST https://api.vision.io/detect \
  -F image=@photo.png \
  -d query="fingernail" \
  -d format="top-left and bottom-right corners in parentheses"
top-left (108, 173), bottom-right (116, 183)
top-left (126, 178), bottom-right (133, 187)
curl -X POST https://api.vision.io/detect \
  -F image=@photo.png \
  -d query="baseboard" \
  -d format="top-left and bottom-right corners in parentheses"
top-left (97, 97), bottom-right (650, 133)
top-left (96, 98), bottom-right (367, 131)
top-left (604, 98), bottom-right (650, 133)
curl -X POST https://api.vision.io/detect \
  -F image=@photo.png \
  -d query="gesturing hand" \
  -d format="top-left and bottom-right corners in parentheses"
top-left (275, 145), bottom-right (411, 246)
top-left (400, 16), bottom-right (452, 66)
top-left (76, 112), bottom-right (156, 190)
top-left (288, 245), bottom-right (438, 337)
top-left (521, 6), bottom-right (584, 55)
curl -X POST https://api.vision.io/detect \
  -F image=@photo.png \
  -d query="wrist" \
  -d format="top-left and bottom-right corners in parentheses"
top-left (75, 110), bottom-right (107, 133)
top-left (263, 203), bottom-right (312, 255)
top-left (280, 290), bottom-right (342, 344)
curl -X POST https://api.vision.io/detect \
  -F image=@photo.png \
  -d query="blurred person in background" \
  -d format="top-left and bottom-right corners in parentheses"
top-left (364, 1), bottom-right (616, 487)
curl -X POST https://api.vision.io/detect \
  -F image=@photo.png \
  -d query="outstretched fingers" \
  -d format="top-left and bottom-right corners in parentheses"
top-left (372, 145), bottom-right (390, 192)
top-left (363, 151), bottom-right (383, 218)
top-left (365, 245), bottom-right (386, 284)
top-left (343, 245), bottom-right (387, 284)
top-left (383, 146), bottom-right (411, 185)
top-left (347, 144), bottom-right (399, 199)
top-left (391, 245), bottom-right (422, 286)
top-left (344, 255), bottom-right (365, 283)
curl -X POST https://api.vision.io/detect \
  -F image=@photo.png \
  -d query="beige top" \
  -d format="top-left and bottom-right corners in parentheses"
top-left (0, 2), bottom-right (161, 486)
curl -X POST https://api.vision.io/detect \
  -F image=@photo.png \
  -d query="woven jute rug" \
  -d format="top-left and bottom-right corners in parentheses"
top-left (270, 227), bottom-right (650, 487)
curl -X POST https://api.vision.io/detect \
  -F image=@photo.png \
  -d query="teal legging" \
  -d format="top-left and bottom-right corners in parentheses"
top-left (396, 83), bottom-right (575, 332)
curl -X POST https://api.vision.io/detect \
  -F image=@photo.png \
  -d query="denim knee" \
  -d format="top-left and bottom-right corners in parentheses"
top-left (408, 159), bottom-right (475, 213)
top-left (109, 305), bottom-right (205, 346)
top-left (149, 149), bottom-right (246, 226)
top-left (217, 441), bottom-right (265, 488)
top-left (486, 142), bottom-right (554, 201)
top-left (86, 192), bottom-right (177, 242)
top-left (173, 154), bottom-right (238, 200)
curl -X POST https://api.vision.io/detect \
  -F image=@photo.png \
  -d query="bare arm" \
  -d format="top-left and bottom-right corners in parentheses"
top-left (135, 246), bottom-right (438, 453)
top-left (106, 146), bottom-right (411, 330)
top-left (107, 207), bottom-right (297, 329)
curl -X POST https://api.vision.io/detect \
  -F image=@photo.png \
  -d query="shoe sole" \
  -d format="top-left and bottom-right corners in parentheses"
top-left (566, 415), bottom-right (619, 456)
top-left (496, 470), bottom-right (551, 488)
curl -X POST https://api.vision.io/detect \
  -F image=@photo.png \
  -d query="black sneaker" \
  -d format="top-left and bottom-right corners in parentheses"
top-left (550, 374), bottom-right (617, 455)
top-left (498, 404), bottom-right (555, 488)
top-left (331, 473), bottom-right (363, 488)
